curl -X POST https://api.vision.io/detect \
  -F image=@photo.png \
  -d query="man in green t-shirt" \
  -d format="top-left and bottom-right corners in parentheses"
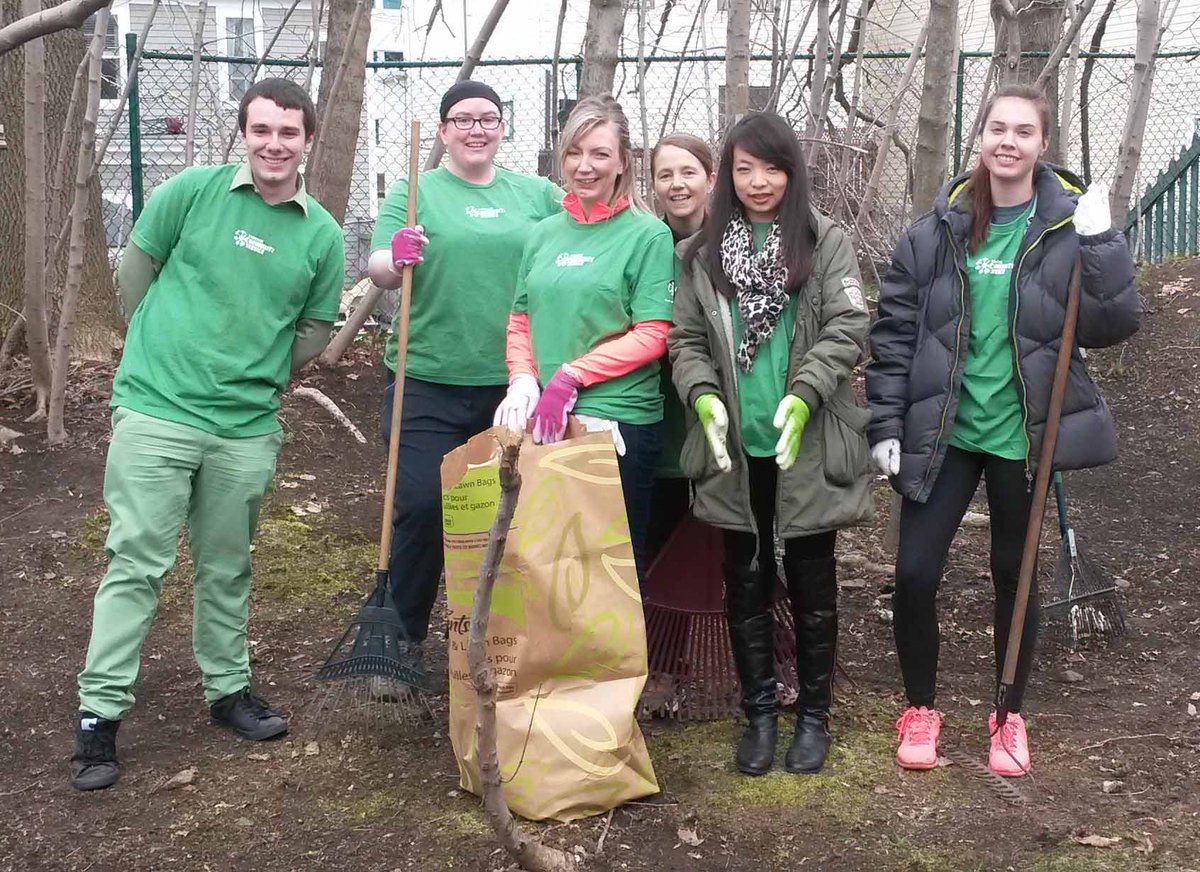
top-left (70, 79), bottom-right (345, 792)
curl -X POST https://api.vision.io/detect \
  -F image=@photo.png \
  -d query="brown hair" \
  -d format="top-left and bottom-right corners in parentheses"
top-left (967, 84), bottom-right (1052, 252)
top-left (650, 133), bottom-right (716, 178)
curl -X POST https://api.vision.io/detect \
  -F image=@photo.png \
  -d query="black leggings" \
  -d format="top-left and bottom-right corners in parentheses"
top-left (893, 445), bottom-right (1037, 712)
top-left (723, 456), bottom-right (836, 573)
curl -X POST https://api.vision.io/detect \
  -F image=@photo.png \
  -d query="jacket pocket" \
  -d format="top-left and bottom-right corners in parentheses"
top-left (679, 422), bottom-right (709, 480)
top-left (821, 392), bottom-right (871, 486)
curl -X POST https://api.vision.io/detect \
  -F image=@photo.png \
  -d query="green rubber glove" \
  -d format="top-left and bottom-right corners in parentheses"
top-left (693, 393), bottom-right (733, 473)
top-left (773, 394), bottom-right (811, 471)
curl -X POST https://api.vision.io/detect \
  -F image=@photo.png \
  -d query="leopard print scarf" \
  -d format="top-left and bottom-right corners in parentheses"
top-left (719, 216), bottom-right (789, 372)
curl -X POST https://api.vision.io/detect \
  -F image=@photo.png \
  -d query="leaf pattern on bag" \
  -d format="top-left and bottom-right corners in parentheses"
top-left (527, 697), bottom-right (631, 777)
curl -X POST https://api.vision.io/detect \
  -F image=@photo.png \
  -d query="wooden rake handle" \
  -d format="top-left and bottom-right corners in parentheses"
top-left (996, 256), bottom-right (1082, 716)
top-left (378, 119), bottom-right (422, 572)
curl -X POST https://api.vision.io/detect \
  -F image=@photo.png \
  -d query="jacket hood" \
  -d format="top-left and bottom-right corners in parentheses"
top-left (934, 162), bottom-right (1085, 240)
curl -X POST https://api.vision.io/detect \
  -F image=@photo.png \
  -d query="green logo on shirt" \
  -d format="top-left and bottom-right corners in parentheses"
top-left (232, 229), bottom-right (275, 256)
top-left (973, 257), bottom-right (1013, 277)
top-left (465, 205), bottom-right (506, 219)
top-left (555, 252), bottom-right (595, 268)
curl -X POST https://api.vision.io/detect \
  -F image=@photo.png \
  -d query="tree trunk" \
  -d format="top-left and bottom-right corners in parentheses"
top-left (724, 0), bottom-right (751, 125)
top-left (1080, 0), bottom-right (1117, 184)
top-left (580, 0), bottom-right (622, 99)
top-left (1056, 0), bottom-right (1086, 165)
top-left (0, 0), bottom-right (108, 54)
top-left (0, 0), bottom-right (120, 364)
top-left (806, 0), bottom-right (830, 160)
top-left (306, 0), bottom-right (371, 224)
top-left (19, 0), bottom-right (50, 420)
top-left (912, 0), bottom-right (958, 214)
top-left (1016, 0), bottom-right (1065, 160)
top-left (1110, 0), bottom-right (1162, 227)
top-left (183, 0), bottom-right (207, 167)
top-left (47, 3), bottom-right (106, 445)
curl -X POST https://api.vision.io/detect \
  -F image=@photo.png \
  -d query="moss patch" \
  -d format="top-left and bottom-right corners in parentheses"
top-left (252, 513), bottom-right (374, 607)
top-left (76, 508), bottom-right (110, 561)
top-left (319, 789), bottom-right (404, 823)
top-left (649, 707), bottom-right (903, 826)
top-left (1031, 847), bottom-right (1146, 872)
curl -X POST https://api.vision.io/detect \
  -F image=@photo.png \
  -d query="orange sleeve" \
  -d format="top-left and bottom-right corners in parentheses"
top-left (505, 312), bottom-right (537, 381)
top-left (567, 320), bottom-right (670, 387)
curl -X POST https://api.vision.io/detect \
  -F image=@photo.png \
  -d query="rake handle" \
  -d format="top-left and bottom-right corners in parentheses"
top-left (996, 257), bottom-right (1081, 722)
top-left (1053, 472), bottom-right (1069, 538)
top-left (378, 119), bottom-right (422, 572)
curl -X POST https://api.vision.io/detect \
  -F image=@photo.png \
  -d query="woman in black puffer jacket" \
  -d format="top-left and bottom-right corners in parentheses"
top-left (865, 84), bottom-right (1140, 779)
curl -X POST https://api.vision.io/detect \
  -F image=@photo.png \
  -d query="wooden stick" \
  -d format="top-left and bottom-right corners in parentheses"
top-left (996, 258), bottom-right (1082, 723)
top-left (377, 119), bottom-right (420, 572)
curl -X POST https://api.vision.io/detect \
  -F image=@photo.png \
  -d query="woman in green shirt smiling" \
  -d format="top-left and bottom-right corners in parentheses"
top-left (867, 85), bottom-right (1139, 779)
top-left (669, 112), bottom-right (873, 777)
top-left (496, 96), bottom-right (675, 590)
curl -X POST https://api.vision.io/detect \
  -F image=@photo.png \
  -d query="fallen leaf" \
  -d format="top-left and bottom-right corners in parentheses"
top-left (677, 827), bottom-right (703, 847)
top-left (247, 753), bottom-right (270, 762)
top-left (164, 767), bottom-right (197, 790)
top-left (235, 817), bottom-right (253, 828)
top-left (279, 481), bottom-right (299, 489)
top-left (1061, 669), bottom-right (1085, 684)
top-left (1101, 780), bottom-right (1124, 794)
top-left (1072, 834), bottom-right (1122, 848)
top-left (1190, 691), bottom-right (1200, 701)
top-left (0, 426), bottom-right (24, 444)
top-left (1188, 703), bottom-right (1197, 717)
top-left (293, 473), bottom-right (317, 481)
top-left (9, 444), bottom-right (24, 455)
top-left (304, 741), bottom-right (320, 756)
top-left (967, 697), bottom-right (982, 707)
top-left (49, 531), bottom-right (67, 540)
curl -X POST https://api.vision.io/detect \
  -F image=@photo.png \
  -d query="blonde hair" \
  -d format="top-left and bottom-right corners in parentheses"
top-left (558, 96), bottom-right (648, 212)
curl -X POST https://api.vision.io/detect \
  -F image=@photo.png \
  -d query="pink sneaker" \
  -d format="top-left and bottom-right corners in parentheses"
top-left (895, 706), bottom-right (941, 770)
top-left (988, 711), bottom-right (1031, 777)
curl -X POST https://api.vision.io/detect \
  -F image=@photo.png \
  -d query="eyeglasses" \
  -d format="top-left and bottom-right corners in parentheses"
top-left (447, 114), bottom-right (502, 131)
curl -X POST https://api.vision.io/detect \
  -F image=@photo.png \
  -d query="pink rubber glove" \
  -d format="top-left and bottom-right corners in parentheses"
top-left (391, 225), bottom-right (428, 267)
top-left (529, 367), bottom-right (581, 445)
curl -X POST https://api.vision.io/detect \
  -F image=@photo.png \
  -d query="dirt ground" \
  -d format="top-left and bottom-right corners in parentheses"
top-left (2, 259), bottom-right (1198, 872)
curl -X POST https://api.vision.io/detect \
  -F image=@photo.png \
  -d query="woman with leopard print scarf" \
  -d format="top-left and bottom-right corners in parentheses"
top-left (668, 112), bottom-right (873, 777)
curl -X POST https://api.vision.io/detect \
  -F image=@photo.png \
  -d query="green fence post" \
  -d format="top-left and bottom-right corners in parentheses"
top-left (1177, 172), bottom-right (1187, 259)
top-left (1167, 185), bottom-right (1176, 258)
top-left (126, 32), bottom-right (144, 224)
top-left (1190, 159), bottom-right (1198, 255)
top-left (954, 51), bottom-right (965, 173)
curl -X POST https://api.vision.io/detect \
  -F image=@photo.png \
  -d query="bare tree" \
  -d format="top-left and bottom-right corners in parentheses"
top-left (20, 0), bottom-right (51, 420)
top-left (856, 19), bottom-right (929, 225)
top-left (659, 0), bottom-right (705, 139)
top-left (806, 0), bottom-right (830, 159)
top-left (0, 0), bottom-right (107, 54)
top-left (580, 0), bottom-right (623, 98)
top-left (307, 0), bottom-right (371, 223)
top-left (183, 0), bottom-right (208, 167)
top-left (550, 0), bottom-right (568, 154)
top-left (912, 0), bottom-right (959, 214)
top-left (1017, 0), bottom-right (1066, 159)
top-left (1080, 0), bottom-right (1117, 183)
top-left (422, 0), bottom-right (513, 170)
top-left (636, 0), bottom-right (650, 192)
top-left (47, 3), bottom-right (106, 444)
top-left (1110, 0), bottom-right (1177, 226)
top-left (725, 0), bottom-right (751, 124)
top-left (1055, 0), bottom-right (1087, 164)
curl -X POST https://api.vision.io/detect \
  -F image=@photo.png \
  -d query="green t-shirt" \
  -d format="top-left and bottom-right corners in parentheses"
top-left (371, 166), bottom-right (564, 384)
top-left (513, 207), bottom-right (675, 424)
top-left (732, 221), bottom-right (797, 457)
top-left (113, 164), bottom-right (345, 437)
top-left (950, 202), bottom-right (1033, 460)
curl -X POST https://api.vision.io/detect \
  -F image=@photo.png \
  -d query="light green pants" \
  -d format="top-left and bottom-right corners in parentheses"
top-left (78, 408), bottom-right (282, 720)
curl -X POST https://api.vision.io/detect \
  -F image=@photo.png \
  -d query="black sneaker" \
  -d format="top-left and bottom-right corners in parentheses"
top-left (209, 687), bottom-right (288, 741)
top-left (69, 713), bottom-right (120, 791)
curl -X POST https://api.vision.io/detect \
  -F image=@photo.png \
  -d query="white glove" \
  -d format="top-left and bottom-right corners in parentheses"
top-left (1074, 183), bottom-right (1111, 236)
top-left (493, 374), bottom-right (540, 431)
top-left (575, 414), bottom-right (626, 457)
top-left (870, 438), bottom-right (900, 477)
top-left (694, 394), bottom-right (733, 473)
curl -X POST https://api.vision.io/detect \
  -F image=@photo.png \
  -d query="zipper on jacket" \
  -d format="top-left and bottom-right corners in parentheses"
top-left (922, 226), bottom-right (968, 496)
top-left (1009, 216), bottom-right (1073, 488)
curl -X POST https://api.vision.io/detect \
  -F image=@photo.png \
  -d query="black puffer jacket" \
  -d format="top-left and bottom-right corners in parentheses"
top-left (866, 164), bottom-right (1141, 503)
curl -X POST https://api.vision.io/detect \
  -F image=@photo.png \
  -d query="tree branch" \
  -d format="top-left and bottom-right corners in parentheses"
top-left (0, 0), bottom-right (110, 55)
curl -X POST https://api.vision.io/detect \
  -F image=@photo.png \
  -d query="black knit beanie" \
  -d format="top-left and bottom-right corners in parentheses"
top-left (439, 81), bottom-right (503, 120)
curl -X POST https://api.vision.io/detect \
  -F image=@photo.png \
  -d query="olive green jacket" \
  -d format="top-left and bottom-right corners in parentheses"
top-left (667, 210), bottom-right (874, 537)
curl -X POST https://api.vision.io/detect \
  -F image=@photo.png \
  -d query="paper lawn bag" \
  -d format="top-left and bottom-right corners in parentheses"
top-left (441, 428), bottom-right (659, 822)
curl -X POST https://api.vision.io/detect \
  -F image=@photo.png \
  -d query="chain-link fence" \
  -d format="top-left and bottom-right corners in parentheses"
top-left (97, 44), bottom-right (1200, 289)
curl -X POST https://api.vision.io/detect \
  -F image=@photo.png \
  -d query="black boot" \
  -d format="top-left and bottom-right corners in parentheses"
top-left (783, 554), bottom-right (838, 774)
top-left (726, 563), bottom-right (778, 776)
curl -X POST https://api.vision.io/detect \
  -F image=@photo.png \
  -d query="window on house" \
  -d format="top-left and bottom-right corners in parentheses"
top-left (382, 50), bottom-right (404, 63)
top-left (374, 119), bottom-right (382, 145)
top-left (380, 0), bottom-right (402, 10)
top-left (226, 17), bottom-right (256, 101)
top-left (376, 173), bottom-right (387, 200)
top-left (83, 14), bottom-right (121, 99)
top-left (502, 99), bottom-right (514, 142)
